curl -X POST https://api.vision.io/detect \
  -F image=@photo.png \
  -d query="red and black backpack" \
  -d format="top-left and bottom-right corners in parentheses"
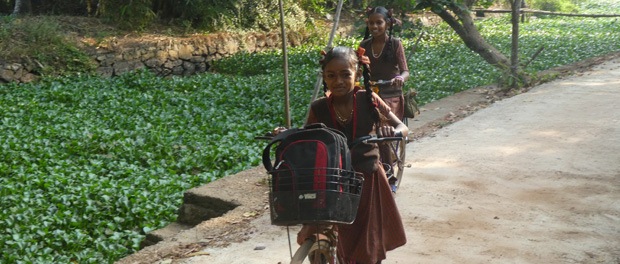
top-left (261, 123), bottom-right (362, 225)
top-left (262, 123), bottom-right (352, 192)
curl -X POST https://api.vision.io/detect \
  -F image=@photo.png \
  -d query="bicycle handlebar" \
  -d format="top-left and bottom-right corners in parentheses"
top-left (362, 136), bottom-right (404, 144)
top-left (255, 131), bottom-right (405, 144)
top-left (349, 131), bottom-right (404, 147)
top-left (255, 130), bottom-right (278, 140)
top-left (370, 80), bottom-right (392, 86)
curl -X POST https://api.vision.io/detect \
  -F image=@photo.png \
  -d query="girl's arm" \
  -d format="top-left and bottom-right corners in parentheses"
top-left (393, 39), bottom-right (410, 87)
top-left (373, 93), bottom-right (409, 137)
top-left (377, 111), bottom-right (408, 138)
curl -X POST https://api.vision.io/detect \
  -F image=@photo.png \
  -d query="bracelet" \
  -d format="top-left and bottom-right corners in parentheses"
top-left (394, 75), bottom-right (404, 82)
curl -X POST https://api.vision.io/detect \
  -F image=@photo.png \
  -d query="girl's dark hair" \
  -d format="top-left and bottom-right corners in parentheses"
top-left (320, 46), bottom-right (380, 124)
top-left (363, 6), bottom-right (395, 62)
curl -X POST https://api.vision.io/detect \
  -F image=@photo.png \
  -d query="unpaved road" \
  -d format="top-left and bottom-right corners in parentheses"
top-left (119, 55), bottom-right (620, 264)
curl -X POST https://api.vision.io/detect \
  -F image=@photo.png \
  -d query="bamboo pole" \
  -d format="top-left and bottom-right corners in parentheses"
top-left (278, 0), bottom-right (291, 128)
top-left (305, 0), bottom-right (345, 122)
top-left (510, 0), bottom-right (521, 88)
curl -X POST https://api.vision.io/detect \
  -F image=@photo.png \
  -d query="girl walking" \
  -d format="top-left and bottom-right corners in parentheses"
top-left (359, 6), bottom-right (410, 191)
top-left (359, 6), bottom-right (410, 121)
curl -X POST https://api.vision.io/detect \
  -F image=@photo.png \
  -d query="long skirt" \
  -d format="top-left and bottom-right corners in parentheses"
top-left (379, 95), bottom-right (405, 170)
top-left (336, 161), bottom-right (406, 263)
top-left (381, 95), bottom-right (404, 121)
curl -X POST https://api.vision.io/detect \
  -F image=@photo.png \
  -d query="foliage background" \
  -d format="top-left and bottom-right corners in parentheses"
top-left (0, 0), bottom-right (619, 263)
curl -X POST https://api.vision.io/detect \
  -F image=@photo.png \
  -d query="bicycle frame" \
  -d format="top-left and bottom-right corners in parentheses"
top-left (359, 135), bottom-right (408, 193)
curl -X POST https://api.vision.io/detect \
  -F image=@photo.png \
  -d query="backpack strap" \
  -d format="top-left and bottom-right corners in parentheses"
top-left (261, 128), bottom-right (300, 172)
top-left (303, 123), bottom-right (328, 130)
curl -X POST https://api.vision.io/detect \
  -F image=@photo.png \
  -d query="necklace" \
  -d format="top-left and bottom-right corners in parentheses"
top-left (371, 38), bottom-right (386, 58)
top-left (335, 107), bottom-right (354, 124)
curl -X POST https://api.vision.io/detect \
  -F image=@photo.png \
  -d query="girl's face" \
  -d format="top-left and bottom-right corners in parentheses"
top-left (323, 57), bottom-right (356, 97)
top-left (367, 13), bottom-right (388, 38)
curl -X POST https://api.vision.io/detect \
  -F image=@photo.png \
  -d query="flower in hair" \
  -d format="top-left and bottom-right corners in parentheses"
top-left (356, 47), bottom-right (370, 66)
top-left (319, 49), bottom-right (327, 65)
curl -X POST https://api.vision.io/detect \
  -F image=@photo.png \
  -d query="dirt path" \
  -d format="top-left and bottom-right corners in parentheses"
top-left (393, 55), bottom-right (620, 263)
top-left (116, 53), bottom-right (620, 264)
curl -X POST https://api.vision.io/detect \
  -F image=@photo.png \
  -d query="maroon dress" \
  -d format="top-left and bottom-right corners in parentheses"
top-left (359, 37), bottom-right (409, 120)
top-left (306, 88), bottom-right (407, 264)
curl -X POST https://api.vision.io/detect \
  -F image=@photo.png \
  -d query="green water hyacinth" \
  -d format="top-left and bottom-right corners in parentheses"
top-left (1, 1), bottom-right (619, 261)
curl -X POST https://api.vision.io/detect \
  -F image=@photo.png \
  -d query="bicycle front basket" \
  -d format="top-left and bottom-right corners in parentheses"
top-left (267, 167), bottom-right (363, 226)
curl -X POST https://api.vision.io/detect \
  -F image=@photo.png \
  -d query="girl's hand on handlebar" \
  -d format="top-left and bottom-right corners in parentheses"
top-left (272, 126), bottom-right (287, 136)
top-left (391, 75), bottom-right (405, 87)
top-left (377, 125), bottom-right (397, 138)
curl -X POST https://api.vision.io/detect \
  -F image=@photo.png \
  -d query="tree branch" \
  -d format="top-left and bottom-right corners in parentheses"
top-left (473, 8), bottom-right (620, 17)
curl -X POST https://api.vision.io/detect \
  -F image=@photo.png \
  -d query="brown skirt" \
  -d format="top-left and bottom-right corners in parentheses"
top-left (381, 95), bottom-right (404, 121)
top-left (336, 161), bottom-right (407, 263)
top-left (378, 95), bottom-right (405, 166)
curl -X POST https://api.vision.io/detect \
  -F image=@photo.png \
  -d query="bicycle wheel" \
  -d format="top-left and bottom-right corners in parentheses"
top-left (291, 238), bottom-right (335, 264)
top-left (290, 239), bottom-right (313, 264)
top-left (389, 137), bottom-right (406, 193)
top-left (308, 239), bottom-right (334, 264)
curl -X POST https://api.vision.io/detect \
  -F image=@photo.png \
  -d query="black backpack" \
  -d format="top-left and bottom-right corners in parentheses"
top-left (261, 123), bottom-right (362, 225)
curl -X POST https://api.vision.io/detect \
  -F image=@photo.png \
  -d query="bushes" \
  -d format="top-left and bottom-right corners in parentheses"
top-left (1, 1), bottom-right (619, 263)
top-left (106, 0), bottom-right (309, 33)
top-left (527, 0), bottom-right (579, 13)
top-left (0, 16), bottom-right (97, 76)
top-left (100, 0), bottom-right (156, 30)
top-left (2, 0), bottom-right (311, 33)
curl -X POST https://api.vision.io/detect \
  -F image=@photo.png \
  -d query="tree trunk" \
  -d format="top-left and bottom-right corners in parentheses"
top-left (433, 8), bottom-right (510, 68)
top-left (12, 0), bottom-right (20, 14)
top-left (96, 0), bottom-right (106, 17)
top-left (12, 0), bottom-right (28, 15)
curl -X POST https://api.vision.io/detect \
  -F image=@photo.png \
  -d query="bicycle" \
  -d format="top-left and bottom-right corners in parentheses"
top-left (356, 134), bottom-right (408, 194)
top-left (369, 79), bottom-right (410, 193)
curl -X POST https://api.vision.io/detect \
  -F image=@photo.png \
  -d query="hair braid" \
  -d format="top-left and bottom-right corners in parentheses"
top-left (363, 6), bottom-right (373, 41)
top-left (322, 80), bottom-right (328, 93)
top-left (362, 63), bottom-right (380, 124)
top-left (386, 16), bottom-right (395, 62)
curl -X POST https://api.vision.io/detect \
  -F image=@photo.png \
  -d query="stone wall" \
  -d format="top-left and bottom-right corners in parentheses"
top-left (0, 31), bottom-right (306, 83)
top-left (1, 12), bottom-right (442, 84)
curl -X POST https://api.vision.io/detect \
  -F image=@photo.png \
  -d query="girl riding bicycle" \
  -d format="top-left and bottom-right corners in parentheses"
top-left (296, 46), bottom-right (408, 263)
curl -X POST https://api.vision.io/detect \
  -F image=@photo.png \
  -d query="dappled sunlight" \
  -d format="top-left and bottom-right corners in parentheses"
top-left (485, 144), bottom-right (525, 156)
top-left (558, 80), bottom-right (620, 88)
top-left (477, 128), bottom-right (589, 159)
top-left (412, 157), bottom-right (467, 170)
top-left (531, 129), bottom-right (585, 144)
